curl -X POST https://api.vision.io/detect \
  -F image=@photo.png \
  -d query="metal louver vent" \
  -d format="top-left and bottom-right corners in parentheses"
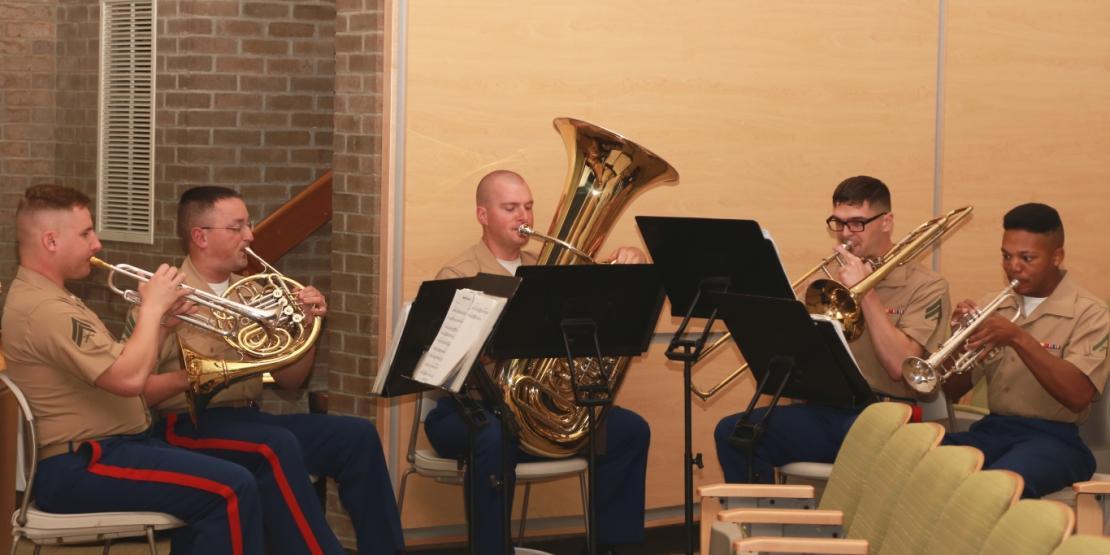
top-left (97, 0), bottom-right (156, 244)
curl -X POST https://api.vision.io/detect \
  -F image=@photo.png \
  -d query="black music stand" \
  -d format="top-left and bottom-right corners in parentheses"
top-left (636, 215), bottom-right (793, 555)
top-left (489, 264), bottom-right (663, 555)
top-left (709, 293), bottom-right (875, 480)
top-left (374, 273), bottom-right (521, 555)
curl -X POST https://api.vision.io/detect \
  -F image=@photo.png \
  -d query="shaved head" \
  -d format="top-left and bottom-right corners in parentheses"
top-left (476, 170), bottom-right (527, 206)
top-left (16, 185), bottom-right (91, 250)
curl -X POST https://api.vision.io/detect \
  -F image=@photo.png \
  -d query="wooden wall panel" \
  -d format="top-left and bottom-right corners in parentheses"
top-left (397, 0), bottom-right (940, 530)
top-left (939, 1), bottom-right (1110, 303)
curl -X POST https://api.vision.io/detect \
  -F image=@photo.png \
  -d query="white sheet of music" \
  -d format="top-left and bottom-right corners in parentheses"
top-left (413, 288), bottom-right (506, 392)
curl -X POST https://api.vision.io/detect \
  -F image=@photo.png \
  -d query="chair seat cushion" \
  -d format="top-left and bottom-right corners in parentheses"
top-left (779, 462), bottom-right (833, 480)
top-left (14, 505), bottom-right (184, 543)
top-left (515, 457), bottom-right (588, 481)
top-left (413, 448), bottom-right (465, 477)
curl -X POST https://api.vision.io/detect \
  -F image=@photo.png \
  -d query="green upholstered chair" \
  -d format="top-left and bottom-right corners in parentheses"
top-left (1050, 534), bottom-right (1110, 555)
top-left (977, 499), bottom-right (1073, 555)
top-left (920, 469), bottom-right (1023, 554)
top-left (699, 401), bottom-right (913, 555)
top-left (724, 422), bottom-right (945, 555)
top-left (874, 445), bottom-right (984, 555)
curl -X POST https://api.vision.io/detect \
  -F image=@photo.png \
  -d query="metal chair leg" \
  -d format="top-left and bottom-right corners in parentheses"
top-left (518, 482), bottom-right (532, 544)
top-left (102, 538), bottom-right (112, 555)
top-left (397, 468), bottom-right (415, 515)
top-left (578, 471), bottom-right (589, 538)
top-left (146, 525), bottom-right (158, 554)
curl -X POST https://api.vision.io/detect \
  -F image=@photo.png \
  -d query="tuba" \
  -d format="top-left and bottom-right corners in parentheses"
top-left (93, 248), bottom-right (322, 421)
top-left (496, 117), bottom-right (678, 458)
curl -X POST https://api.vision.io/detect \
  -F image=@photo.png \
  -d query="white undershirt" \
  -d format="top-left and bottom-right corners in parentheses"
top-left (497, 257), bottom-right (522, 275)
top-left (1022, 295), bottom-right (1047, 318)
top-left (208, 279), bottom-right (230, 296)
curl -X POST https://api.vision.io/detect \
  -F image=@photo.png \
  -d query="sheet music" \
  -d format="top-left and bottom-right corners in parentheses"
top-left (372, 302), bottom-right (412, 395)
top-left (412, 288), bottom-right (506, 392)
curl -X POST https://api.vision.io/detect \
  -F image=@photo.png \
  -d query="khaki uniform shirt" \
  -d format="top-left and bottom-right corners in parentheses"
top-left (436, 241), bottom-right (539, 280)
top-left (2, 267), bottom-right (149, 456)
top-left (973, 272), bottom-right (1110, 424)
top-left (150, 256), bottom-right (262, 413)
top-left (847, 262), bottom-right (950, 398)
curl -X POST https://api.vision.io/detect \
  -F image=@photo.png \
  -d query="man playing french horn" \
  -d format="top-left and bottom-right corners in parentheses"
top-left (138, 186), bottom-right (404, 555)
top-left (714, 176), bottom-right (951, 483)
top-left (941, 203), bottom-right (1110, 498)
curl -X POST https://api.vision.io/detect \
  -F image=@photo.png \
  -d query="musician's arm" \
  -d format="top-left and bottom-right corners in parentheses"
top-left (858, 290), bottom-right (926, 381)
top-left (1009, 330), bottom-right (1094, 412)
top-left (272, 286), bottom-right (327, 390)
top-left (143, 370), bottom-right (189, 406)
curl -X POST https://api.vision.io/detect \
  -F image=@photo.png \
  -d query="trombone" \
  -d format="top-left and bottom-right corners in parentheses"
top-left (902, 279), bottom-right (1020, 395)
top-left (690, 205), bottom-right (974, 401)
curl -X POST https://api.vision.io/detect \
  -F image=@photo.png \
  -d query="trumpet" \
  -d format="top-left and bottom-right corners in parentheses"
top-left (691, 205), bottom-right (973, 400)
top-left (902, 279), bottom-right (1021, 395)
top-left (90, 252), bottom-right (275, 341)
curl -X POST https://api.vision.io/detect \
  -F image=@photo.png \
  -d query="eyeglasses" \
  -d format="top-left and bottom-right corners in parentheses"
top-left (826, 211), bottom-right (887, 232)
top-left (199, 221), bottom-right (253, 234)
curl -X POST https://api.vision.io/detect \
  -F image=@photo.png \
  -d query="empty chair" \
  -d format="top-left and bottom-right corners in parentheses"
top-left (1050, 534), bottom-right (1110, 555)
top-left (921, 469), bottom-right (1023, 554)
top-left (977, 499), bottom-right (1074, 555)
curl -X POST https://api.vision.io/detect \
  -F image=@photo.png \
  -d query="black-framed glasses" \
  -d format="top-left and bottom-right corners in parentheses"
top-left (199, 221), bottom-right (254, 234)
top-left (826, 211), bottom-right (887, 232)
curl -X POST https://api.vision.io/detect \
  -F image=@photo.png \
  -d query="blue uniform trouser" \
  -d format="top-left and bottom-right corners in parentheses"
top-left (944, 414), bottom-right (1095, 498)
top-left (34, 434), bottom-right (264, 555)
top-left (715, 404), bottom-right (861, 483)
top-left (424, 398), bottom-right (650, 548)
top-left (153, 407), bottom-right (404, 555)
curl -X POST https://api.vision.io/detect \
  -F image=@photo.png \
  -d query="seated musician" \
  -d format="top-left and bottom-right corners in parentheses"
top-left (3, 185), bottom-right (265, 554)
top-left (714, 176), bottom-right (951, 483)
top-left (137, 186), bottom-right (403, 555)
top-left (942, 203), bottom-right (1110, 498)
top-left (428, 170), bottom-right (650, 554)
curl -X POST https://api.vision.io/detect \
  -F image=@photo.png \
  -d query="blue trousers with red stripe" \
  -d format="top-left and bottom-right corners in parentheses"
top-left (425, 398), bottom-right (651, 549)
top-left (34, 434), bottom-right (264, 555)
top-left (715, 404), bottom-right (862, 483)
top-left (943, 414), bottom-right (1096, 498)
top-left (154, 407), bottom-right (404, 555)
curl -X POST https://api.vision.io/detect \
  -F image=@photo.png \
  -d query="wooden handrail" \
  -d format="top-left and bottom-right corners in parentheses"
top-left (248, 170), bottom-right (333, 269)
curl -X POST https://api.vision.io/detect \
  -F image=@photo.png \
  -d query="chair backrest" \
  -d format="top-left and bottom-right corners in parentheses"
top-left (817, 402), bottom-right (913, 523)
top-left (0, 371), bottom-right (40, 526)
top-left (978, 499), bottom-right (1074, 555)
top-left (844, 421), bottom-right (944, 544)
top-left (1050, 534), bottom-right (1110, 555)
top-left (876, 445), bottom-right (984, 555)
top-left (922, 469), bottom-right (1023, 553)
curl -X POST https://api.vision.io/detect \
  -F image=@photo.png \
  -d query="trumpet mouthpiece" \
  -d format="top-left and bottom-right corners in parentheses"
top-left (517, 224), bottom-right (533, 237)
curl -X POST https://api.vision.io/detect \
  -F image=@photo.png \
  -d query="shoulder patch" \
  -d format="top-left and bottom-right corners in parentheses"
top-left (71, 317), bottom-right (96, 347)
top-left (1095, 334), bottom-right (1108, 354)
top-left (925, 298), bottom-right (943, 322)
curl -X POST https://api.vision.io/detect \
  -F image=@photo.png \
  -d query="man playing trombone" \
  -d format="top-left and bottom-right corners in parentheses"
top-left (941, 203), bottom-right (1109, 498)
top-left (137, 186), bottom-right (403, 554)
top-left (714, 176), bottom-right (951, 483)
top-left (3, 184), bottom-right (266, 554)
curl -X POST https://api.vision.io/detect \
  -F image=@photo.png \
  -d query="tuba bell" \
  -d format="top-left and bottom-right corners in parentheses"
top-left (496, 117), bottom-right (678, 458)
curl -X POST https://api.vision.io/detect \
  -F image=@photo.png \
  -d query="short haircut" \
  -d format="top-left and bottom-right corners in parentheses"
top-left (832, 176), bottom-right (891, 212)
top-left (476, 170), bottom-right (526, 205)
top-left (17, 184), bottom-right (90, 217)
top-left (1003, 202), bottom-right (1064, 246)
top-left (177, 186), bottom-right (242, 252)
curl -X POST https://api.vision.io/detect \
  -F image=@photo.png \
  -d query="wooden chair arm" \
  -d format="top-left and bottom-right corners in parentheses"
top-left (1074, 481), bottom-right (1110, 494)
top-left (698, 482), bottom-right (815, 500)
top-left (734, 537), bottom-right (869, 554)
top-left (718, 508), bottom-right (843, 527)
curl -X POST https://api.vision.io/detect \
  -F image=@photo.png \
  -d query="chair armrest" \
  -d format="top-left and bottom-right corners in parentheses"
top-left (1074, 480), bottom-right (1110, 535)
top-left (734, 537), bottom-right (868, 555)
top-left (719, 508), bottom-right (844, 527)
top-left (698, 483), bottom-right (815, 500)
top-left (1074, 481), bottom-right (1110, 494)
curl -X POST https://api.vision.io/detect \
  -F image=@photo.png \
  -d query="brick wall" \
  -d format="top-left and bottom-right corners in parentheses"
top-left (330, 0), bottom-right (384, 544)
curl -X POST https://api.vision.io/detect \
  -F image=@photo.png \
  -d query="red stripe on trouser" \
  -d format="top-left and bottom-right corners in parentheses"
top-left (85, 440), bottom-right (244, 555)
top-left (164, 413), bottom-right (323, 555)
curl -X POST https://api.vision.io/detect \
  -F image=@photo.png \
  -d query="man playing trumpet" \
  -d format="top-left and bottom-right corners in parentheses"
top-left (714, 176), bottom-right (951, 483)
top-left (942, 202), bottom-right (1110, 498)
top-left (138, 186), bottom-right (403, 554)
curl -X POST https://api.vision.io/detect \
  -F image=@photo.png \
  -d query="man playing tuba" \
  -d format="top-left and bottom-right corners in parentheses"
top-left (941, 203), bottom-right (1110, 498)
top-left (428, 170), bottom-right (651, 554)
top-left (138, 186), bottom-right (404, 555)
top-left (714, 176), bottom-right (952, 483)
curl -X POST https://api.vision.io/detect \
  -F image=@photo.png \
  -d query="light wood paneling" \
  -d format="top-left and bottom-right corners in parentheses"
top-left (939, 1), bottom-right (1110, 303)
top-left (398, 0), bottom-right (940, 530)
